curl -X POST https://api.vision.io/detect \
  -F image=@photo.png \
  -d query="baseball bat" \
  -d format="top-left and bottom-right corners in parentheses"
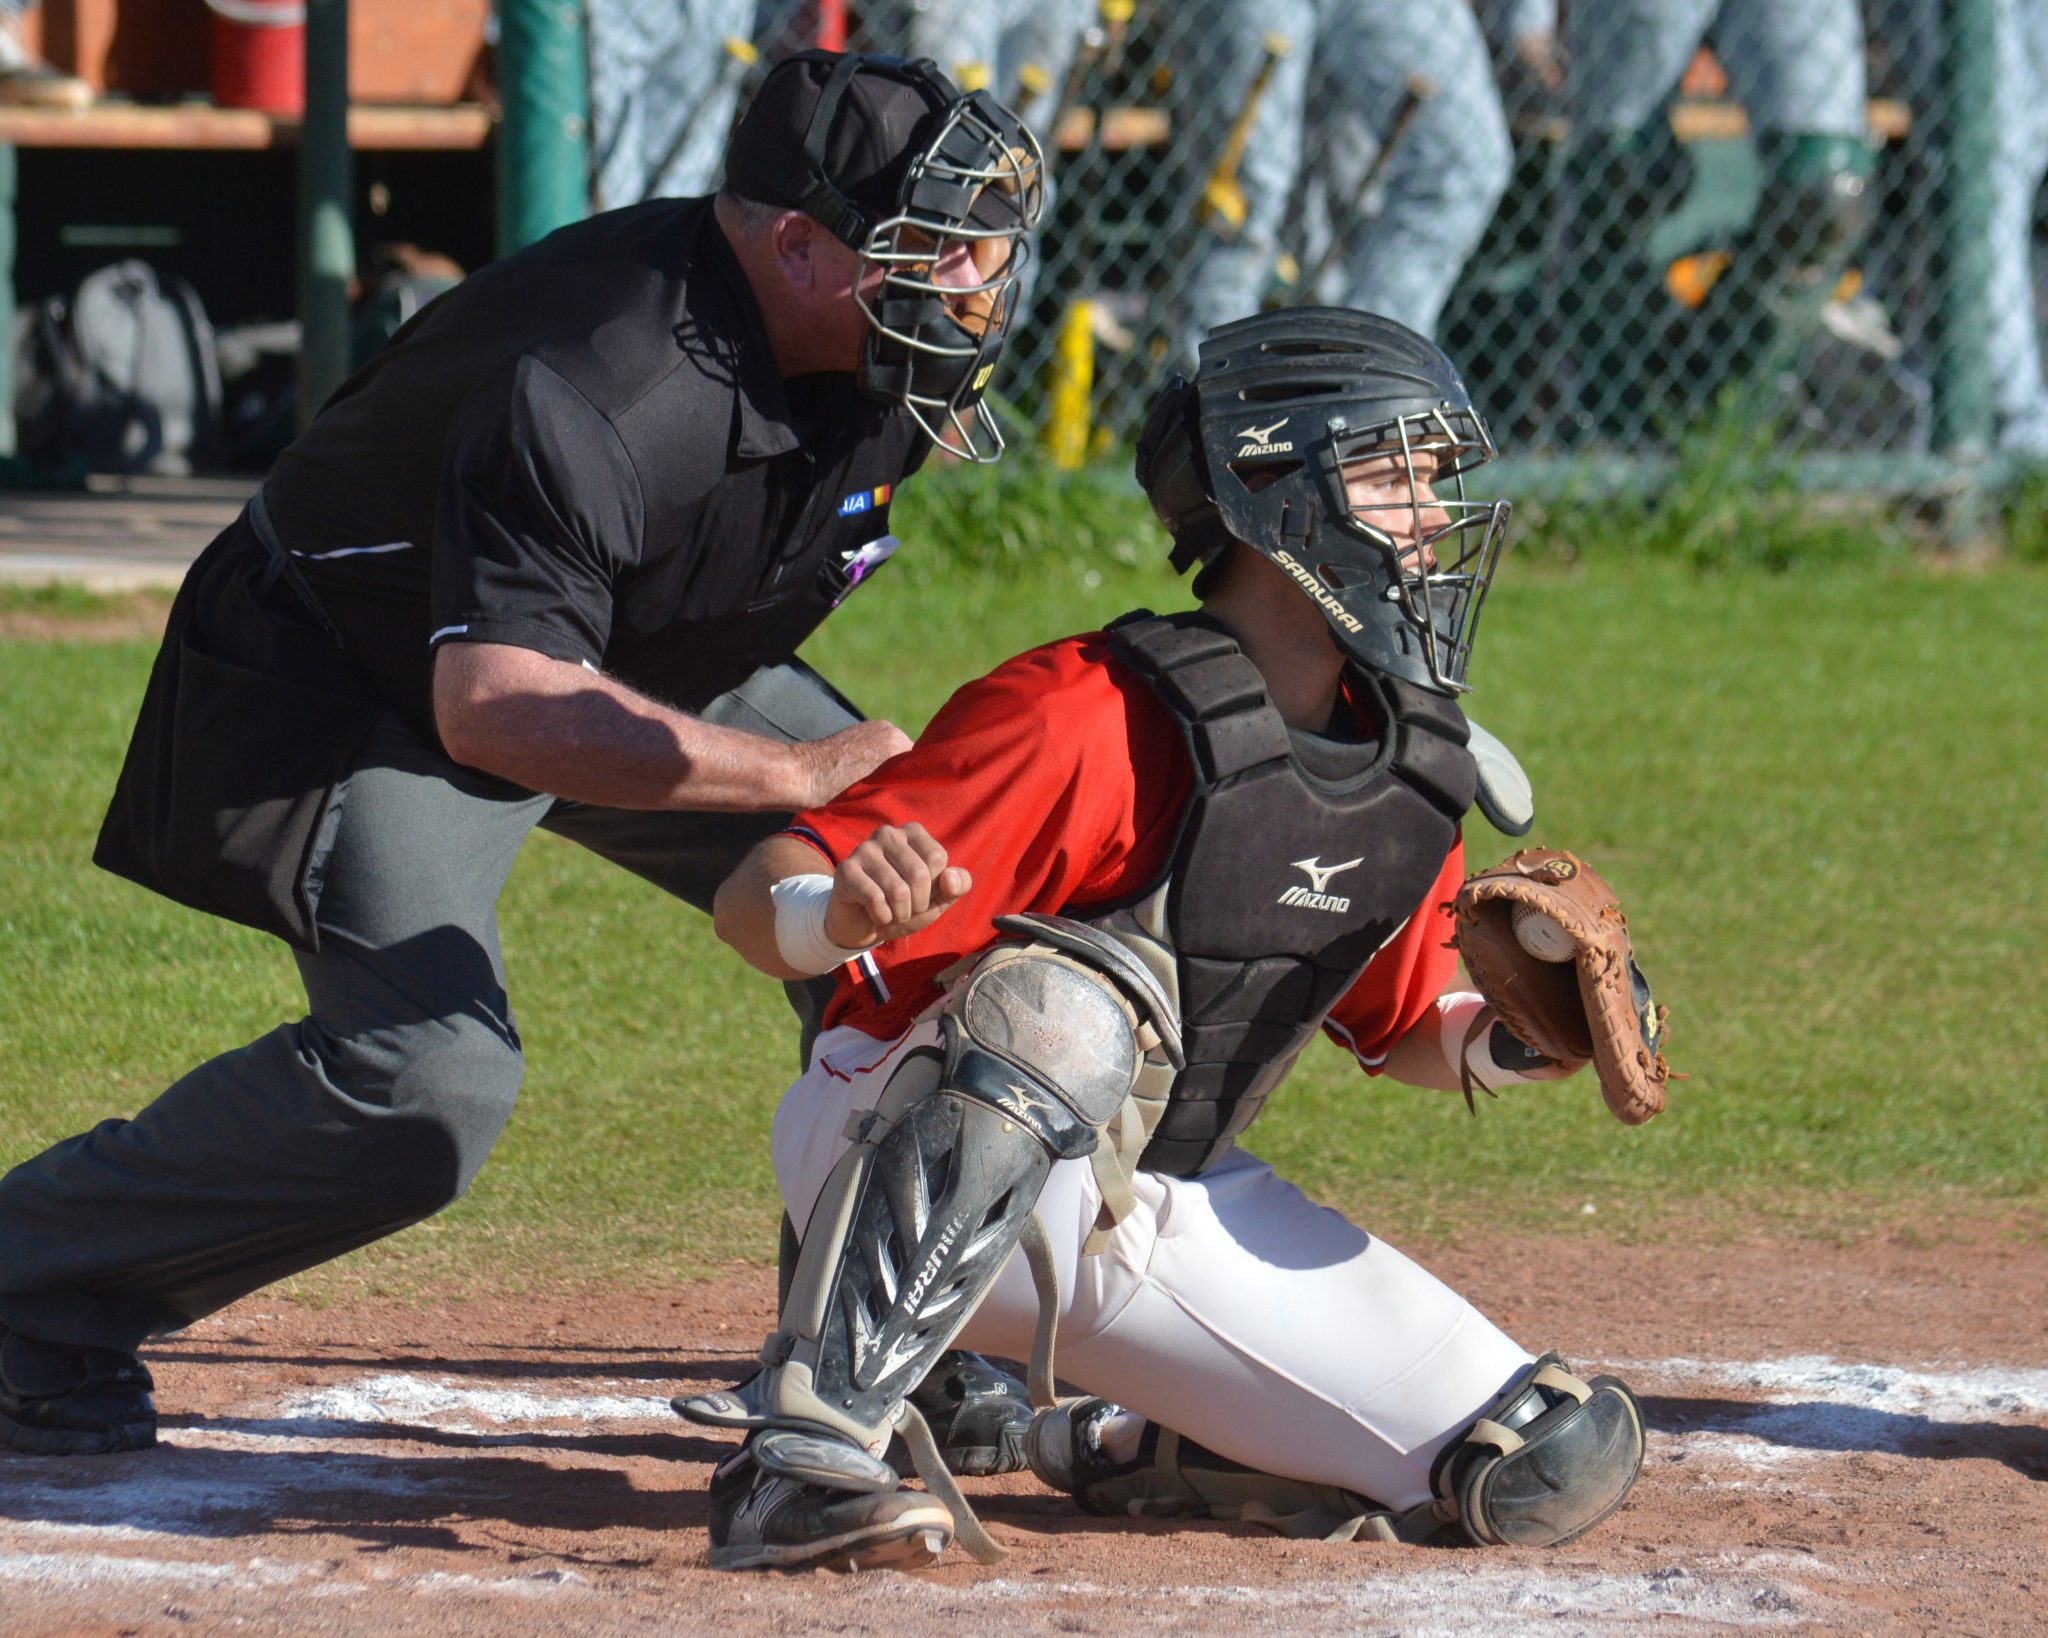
top-left (1051, 0), bottom-right (1137, 166)
top-left (1292, 71), bottom-right (1436, 298)
top-left (1196, 31), bottom-right (1292, 235)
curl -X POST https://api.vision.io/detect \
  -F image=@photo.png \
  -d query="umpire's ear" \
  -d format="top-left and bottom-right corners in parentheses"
top-left (770, 209), bottom-right (837, 292)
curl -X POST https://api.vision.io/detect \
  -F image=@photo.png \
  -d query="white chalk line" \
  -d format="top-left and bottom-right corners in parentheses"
top-left (1616, 1354), bottom-right (2048, 1476)
top-left (278, 1373), bottom-right (676, 1430)
top-left (0, 1447), bottom-right (444, 1538)
top-left (1630, 1355), bottom-right (2048, 1420)
top-left (917, 1561), bottom-right (1816, 1633)
top-left (0, 1546), bottom-right (315, 1592)
top-left (2, 1354), bottom-right (2038, 1609)
top-left (0, 1547), bottom-right (593, 1603)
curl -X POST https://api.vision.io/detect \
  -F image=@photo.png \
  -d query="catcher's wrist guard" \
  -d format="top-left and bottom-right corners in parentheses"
top-left (1448, 848), bottom-right (1674, 1124)
top-left (1402, 992), bottom-right (1578, 1107)
top-left (769, 873), bottom-right (870, 975)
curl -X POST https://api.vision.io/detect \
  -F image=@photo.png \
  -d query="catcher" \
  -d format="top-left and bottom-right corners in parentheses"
top-left (681, 307), bottom-right (1673, 1571)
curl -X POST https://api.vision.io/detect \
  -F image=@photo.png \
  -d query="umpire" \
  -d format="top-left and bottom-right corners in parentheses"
top-left (0, 51), bottom-right (1043, 1456)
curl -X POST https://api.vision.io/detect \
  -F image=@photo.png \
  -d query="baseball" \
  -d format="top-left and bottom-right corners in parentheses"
top-left (1512, 904), bottom-right (1575, 962)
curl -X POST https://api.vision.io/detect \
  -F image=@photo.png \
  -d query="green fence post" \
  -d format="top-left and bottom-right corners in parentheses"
top-left (1932, 0), bottom-right (1997, 459)
top-left (0, 141), bottom-right (15, 459)
top-left (296, 0), bottom-right (355, 432)
top-left (496, 0), bottom-right (591, 258)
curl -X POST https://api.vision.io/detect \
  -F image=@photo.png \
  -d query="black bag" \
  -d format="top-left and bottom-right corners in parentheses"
top-left (93, 511), bottom-right (385, 952)
top-left (16, 260), bottom-right (225, 475)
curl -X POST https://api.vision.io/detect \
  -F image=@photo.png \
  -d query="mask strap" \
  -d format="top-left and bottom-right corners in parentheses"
top-left (796, 53), bottom-right (873, 248)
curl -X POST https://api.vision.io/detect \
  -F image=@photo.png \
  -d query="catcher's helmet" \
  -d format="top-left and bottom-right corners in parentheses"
top-left (1135, 308), bottom-right (1511, 694)
top-left (727, 51), bottom-right (1045, 462)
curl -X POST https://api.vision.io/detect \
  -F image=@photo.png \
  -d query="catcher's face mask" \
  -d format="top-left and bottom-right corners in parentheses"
top-left (1136, 307), bottom-right (1512, 695)
top-left (852, 94), bottom-right (1044, 462)
top-left (1310, 407), bottom-right (1509, 692)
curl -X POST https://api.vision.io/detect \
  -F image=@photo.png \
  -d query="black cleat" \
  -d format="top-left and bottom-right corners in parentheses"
top-left (707, 1442), bottom-right (952, 1572)
top-left (899, 1350), bottom-right (1035, 1477)
top-left (0, 1324), bottom-right (157, 1456)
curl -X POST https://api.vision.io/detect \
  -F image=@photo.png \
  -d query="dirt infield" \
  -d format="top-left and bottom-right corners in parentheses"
top-left (4, 1228), bottom-right (2045, 1636)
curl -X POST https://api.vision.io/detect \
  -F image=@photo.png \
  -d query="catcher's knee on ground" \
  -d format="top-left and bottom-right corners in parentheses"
top-left (1431, 1353), bottom-right (1645, 1547)
top-left (1026, 1353), bottom-right (1643, 1548)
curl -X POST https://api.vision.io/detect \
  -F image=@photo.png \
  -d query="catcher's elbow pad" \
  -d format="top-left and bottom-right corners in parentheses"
top-left (1432, 1353), bottom-right (1645, 1548)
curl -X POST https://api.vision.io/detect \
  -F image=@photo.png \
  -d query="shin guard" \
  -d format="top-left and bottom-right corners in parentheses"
top-left (680, 917), bottom-right (1180, 1514)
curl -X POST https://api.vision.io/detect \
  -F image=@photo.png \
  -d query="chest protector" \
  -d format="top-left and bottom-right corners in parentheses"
top-left (1088, 613), bottom-right (1477, 1178)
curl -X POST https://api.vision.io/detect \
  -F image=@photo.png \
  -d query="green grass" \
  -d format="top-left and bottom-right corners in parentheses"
top-left (3, 510), bottom-right (2045, 1300)
top-left (0, 582), bottom-right (110, 619)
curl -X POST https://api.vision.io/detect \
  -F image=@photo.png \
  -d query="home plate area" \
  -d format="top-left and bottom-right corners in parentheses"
top-left (2, 1237), bottom-right (2045, 1635)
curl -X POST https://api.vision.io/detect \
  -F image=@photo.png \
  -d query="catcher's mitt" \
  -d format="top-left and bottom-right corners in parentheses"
top-left (1448, 848), bottom-right (1671, 1125)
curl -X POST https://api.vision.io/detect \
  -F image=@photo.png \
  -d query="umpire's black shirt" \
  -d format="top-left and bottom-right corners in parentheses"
top-left (263, 196), bottom-right (929, 741)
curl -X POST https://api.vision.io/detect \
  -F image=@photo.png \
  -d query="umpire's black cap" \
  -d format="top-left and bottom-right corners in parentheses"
top-left (723, 51), bottom-right (964, 247)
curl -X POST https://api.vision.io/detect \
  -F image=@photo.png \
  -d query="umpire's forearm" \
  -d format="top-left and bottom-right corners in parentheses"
top-left (432, 641), bottom-right (813, 811)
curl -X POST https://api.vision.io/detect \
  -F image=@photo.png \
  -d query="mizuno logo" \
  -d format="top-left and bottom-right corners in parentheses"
top-left (1235, 415), bottom-right (1294, 457)
top-left (1278, 855), bottom-right (1363, 913)
top-left (1293, 855), bottom-right (1362, 893)
top-left (994, 1080), bottom-right (1057, 1125)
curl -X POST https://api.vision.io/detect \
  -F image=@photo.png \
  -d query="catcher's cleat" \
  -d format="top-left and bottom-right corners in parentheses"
top-left (1027, 1399), bottom-right (1406, 1540)
top-left (0, 1324), bottom-right (157, 1456)
top-left (1022, 1395), bottom-right (1131, 1506)
top-left (894, 1351), bottom-right (1036, 1477)
top-left (707, 1439), bottom-right (953, 1573)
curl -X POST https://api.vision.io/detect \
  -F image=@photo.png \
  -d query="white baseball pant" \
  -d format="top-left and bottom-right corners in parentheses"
top-left (771, 1015), bottom-right (1534, 1511)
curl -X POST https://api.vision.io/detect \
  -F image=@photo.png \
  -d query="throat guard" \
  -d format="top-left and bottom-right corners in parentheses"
top-left (1093, 612), bottom-right (1476, 1177)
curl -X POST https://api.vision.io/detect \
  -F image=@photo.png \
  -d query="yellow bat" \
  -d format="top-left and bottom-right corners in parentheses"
top-left (1292, 71), bottom-right (1436, 296)
top-left (1198, 32), bottom-right (1292, 235)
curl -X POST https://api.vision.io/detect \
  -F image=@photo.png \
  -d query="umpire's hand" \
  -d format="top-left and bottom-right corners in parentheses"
top-left (795, 721), bottom-right (915, 808)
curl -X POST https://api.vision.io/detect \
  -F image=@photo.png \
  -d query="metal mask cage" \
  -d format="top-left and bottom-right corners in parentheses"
top-left (854, 95), bottom-right (1045, 462)
top-left (1310, 405), bottom-right (1511, 692)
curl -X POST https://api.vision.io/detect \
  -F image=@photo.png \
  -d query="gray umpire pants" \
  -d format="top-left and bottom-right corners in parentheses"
top-left (0, 680), bottom-right (849, 1358)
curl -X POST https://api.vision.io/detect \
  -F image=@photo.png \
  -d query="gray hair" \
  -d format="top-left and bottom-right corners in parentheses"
top-left (715, 189), bottom-right (796, 239)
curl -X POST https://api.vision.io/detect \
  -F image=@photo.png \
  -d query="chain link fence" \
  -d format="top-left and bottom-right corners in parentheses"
top-left (594, 1), bottom-right (2028, 474)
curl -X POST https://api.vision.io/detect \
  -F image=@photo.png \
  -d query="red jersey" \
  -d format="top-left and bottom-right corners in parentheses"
top-left (788, 632), bottom-right (1465, 1071)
